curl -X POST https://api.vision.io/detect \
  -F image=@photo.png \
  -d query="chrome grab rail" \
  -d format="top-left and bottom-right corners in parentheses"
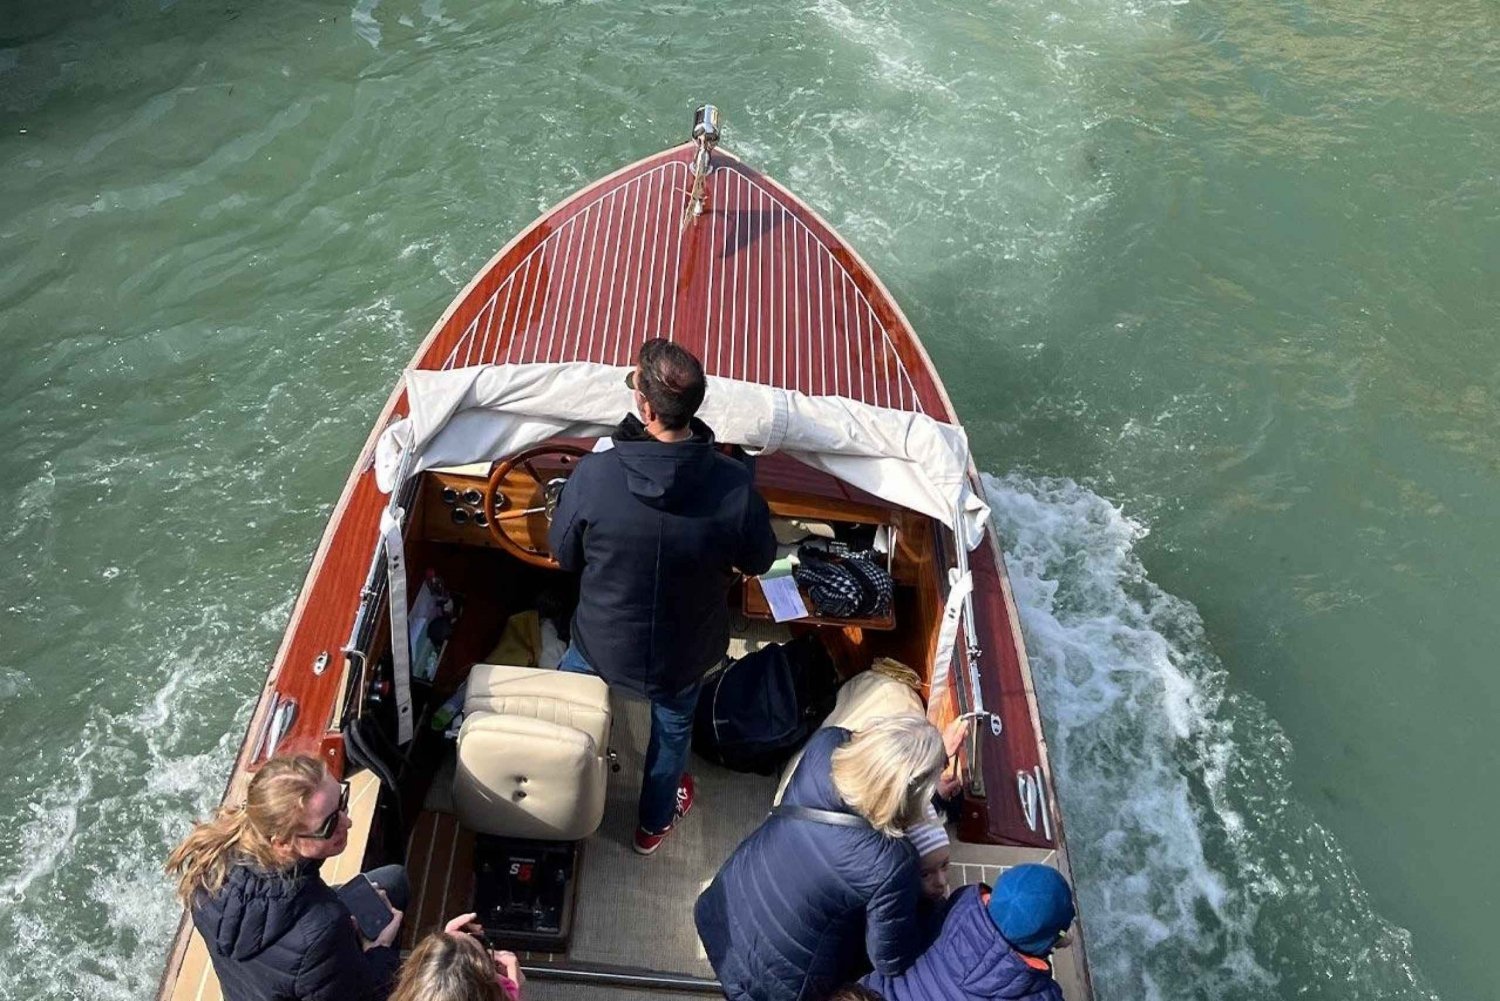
top-left (520, 960), bottom-right (721, 995)
top-left (342, 443), bottom-right (420, 718)
top-left (948, 492), bottom-right (996, 799)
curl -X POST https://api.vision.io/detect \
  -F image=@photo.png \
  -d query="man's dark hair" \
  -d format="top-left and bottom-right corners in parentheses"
top-left (636, 338), bottom-right (706, 430)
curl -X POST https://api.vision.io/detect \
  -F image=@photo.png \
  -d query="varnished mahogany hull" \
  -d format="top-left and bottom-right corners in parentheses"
top-left (157, 140), bottom-right (1074, 997)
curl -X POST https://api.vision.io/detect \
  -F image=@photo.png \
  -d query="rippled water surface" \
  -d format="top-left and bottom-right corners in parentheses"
top-left (2, 1), bottom-right (1496, 999)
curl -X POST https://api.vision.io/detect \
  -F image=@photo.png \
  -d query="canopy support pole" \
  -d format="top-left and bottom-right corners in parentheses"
top-left (381, 447), bottom-right (417, 746)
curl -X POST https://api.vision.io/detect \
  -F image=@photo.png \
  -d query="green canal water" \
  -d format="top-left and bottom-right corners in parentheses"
top-left (1, 1), bottom-right (1495, 998)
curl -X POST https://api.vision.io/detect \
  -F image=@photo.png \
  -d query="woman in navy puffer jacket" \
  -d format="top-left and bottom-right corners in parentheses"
top-left (695, 715), bottom-right (946, 1001)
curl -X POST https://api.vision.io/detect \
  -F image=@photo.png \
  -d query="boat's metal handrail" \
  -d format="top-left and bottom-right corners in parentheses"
top-left (950, 488), bottom-right (996, 799)
top-left (953, 517), bottom-right (990, 718)
top-left (341, 448), bottom-right (420, 722)
top-left (342, 543), bottom-right (387, 695)
top-left (520, 959), bottom-right (721, 995)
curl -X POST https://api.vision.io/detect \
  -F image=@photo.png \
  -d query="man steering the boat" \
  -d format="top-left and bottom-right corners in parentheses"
top-left (548, 338), bottom-right (778, 856)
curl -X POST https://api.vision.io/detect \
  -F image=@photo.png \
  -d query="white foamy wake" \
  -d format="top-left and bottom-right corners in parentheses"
top-left (0, 600), bottom-right (255, 1001)
top-left (985, 473), bottom-right (1440, 1001)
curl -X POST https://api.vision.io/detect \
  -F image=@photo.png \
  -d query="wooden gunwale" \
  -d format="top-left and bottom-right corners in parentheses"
top-left (156, 136), bottom-right (1081, 999)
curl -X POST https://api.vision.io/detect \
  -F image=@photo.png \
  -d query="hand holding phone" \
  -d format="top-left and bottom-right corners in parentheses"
top-left (339, 875), bottom-right (398, 946)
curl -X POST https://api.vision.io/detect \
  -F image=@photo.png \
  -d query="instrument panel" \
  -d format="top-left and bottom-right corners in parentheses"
top-left (420, 472), bottom-right (505, 548)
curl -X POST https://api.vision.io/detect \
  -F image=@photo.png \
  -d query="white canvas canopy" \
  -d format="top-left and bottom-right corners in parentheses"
top-left (374, 362), bottom-right (990, 549)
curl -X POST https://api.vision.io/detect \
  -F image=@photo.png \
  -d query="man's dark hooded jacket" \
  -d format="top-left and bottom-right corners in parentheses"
top-left (549, 415), bottom-right (777, 699)
top-left (694, 727), bottom-right (924, 1001)
top-left (190, 858), bottom-right (399, 1001)
top-left (860, 885), bottom-right (1066, 1001)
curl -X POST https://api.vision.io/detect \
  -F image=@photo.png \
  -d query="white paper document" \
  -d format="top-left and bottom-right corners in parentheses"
top-left (759, 574), bottom-right (810, 622)
top-left (408, 579), bottom-right (443, 682)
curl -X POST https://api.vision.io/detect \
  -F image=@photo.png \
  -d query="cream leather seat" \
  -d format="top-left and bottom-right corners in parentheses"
top-left (453, 663), bottom-right (612, 841)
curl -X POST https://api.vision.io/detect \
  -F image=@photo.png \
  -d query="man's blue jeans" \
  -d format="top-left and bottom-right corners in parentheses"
top-left (560, 643), bottom-right (701, 834)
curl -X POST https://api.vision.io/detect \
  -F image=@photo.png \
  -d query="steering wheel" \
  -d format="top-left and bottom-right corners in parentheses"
top-left (483, 442), bottom-right (590, 568)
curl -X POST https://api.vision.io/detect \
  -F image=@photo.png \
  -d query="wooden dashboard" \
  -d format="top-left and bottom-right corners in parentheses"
top-left (416, 463), bottom-right (925, 581)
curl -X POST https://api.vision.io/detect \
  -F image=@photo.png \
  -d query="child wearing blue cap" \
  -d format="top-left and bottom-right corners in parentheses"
top-left (859, 863), bottom-right (1075, 1001)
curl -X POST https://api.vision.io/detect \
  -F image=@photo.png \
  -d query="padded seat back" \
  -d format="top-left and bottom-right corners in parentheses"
top-left (454, 663), bottom-right (612, 842)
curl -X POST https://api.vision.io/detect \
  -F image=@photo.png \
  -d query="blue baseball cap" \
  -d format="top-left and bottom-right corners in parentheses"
top-left (988, 864), bottom-right (1076, 956)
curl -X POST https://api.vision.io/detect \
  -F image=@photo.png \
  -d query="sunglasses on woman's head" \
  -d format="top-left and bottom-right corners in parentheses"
top-left (301, 780), bottom-right (350, 840)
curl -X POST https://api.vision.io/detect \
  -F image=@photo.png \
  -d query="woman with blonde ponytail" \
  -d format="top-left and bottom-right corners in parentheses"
top-left (166, 754), bottom-right (408, 1001)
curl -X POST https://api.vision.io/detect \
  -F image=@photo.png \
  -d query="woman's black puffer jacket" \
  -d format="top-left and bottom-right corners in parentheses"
top-left (191, 858), bottom-right (398, 1001)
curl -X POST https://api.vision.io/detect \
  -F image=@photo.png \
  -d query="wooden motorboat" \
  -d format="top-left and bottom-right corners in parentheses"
top-left (157, 108), bottom-right (1095, 1001)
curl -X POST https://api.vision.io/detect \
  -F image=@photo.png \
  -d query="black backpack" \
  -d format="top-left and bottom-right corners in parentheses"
top-left (693, 635), bottom-right (840, 775)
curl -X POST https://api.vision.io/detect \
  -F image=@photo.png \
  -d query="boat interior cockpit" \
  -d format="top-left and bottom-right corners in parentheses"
top-left (326, 443), bottom-right (962, 994)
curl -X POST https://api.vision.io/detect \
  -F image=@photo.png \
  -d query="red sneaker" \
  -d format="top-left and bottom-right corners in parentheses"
top-left (632, 774), bottom-right (696, 856)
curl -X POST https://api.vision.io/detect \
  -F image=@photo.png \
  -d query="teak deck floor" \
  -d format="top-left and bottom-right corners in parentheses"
top-left (404, 769), bottom-right (1091, 1000)
top-left (171, 613), bottom-right (1086, 1001)
top-left (402, 702), bottom-right (781, 976)
top-left (399, 809), bottom-right (478, 950)
top-left (402, 616), bottom-right (1090, 997)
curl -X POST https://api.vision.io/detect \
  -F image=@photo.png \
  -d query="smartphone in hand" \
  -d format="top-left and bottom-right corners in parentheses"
top-left (338, 875), bottom-right (393, 942)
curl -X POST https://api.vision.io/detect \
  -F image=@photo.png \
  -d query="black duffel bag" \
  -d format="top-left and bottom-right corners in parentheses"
top-left (693, 634), bottom-right (840, 775)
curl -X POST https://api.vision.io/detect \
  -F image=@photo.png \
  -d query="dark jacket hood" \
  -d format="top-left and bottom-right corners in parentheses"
top-left (208, 858), bottom-right (319, 961)
top-left (612, 414), bottom-right (717, 509)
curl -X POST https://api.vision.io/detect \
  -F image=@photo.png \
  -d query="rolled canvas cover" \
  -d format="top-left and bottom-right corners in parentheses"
top-left (374, 362), bottom-right (989, 548)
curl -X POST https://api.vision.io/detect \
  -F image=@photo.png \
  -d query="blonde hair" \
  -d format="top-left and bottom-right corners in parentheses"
top-left (869, 657), bottom-right (922, 690)
top-left (389, 932), bottom-right (502, 1001)
top-left (165, 755), bottom-right (327, 905)
top-left (830, 713), bottom-right (945, 837)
